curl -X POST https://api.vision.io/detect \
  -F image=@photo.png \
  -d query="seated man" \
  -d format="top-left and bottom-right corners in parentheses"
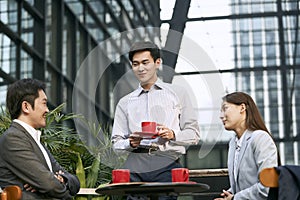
top-left (0, 78), bottom-right (80, 199)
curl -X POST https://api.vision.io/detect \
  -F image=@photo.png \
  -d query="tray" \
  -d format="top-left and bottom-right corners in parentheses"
top-left (130, 132), bottom-right (159, 139)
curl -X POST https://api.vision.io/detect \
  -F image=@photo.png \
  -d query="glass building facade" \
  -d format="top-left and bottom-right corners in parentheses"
top-left (1, 0), bottom-right (300, 169)
top-left (231, 0), bottom-right (300, 164)
top-left (0, 0), bottom-right (160, 126)
top-left (159, 0), bottom-right (300, 168)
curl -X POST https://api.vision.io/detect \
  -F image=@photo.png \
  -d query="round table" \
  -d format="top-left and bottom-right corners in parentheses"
top-left (96, 182), bottom-right (210, 200)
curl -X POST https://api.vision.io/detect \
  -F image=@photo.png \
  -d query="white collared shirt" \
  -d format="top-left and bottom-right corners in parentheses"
top-left (13, 119), bottom-right (53, 172)
top-left (234, 131), bottom-right (246, 182)
top-left (112, 79), bottom-right (200, 158)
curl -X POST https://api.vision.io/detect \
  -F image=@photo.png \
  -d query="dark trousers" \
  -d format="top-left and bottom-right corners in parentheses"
top-left (130, 160), bottom-right (182, 182)
top-left (128, 160), bottom-right (182, 200)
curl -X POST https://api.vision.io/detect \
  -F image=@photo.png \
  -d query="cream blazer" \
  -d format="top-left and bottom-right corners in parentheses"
top-left (227, 130), bottom-right (278, 199)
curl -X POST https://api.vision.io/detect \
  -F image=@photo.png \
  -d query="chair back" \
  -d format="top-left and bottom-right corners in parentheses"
top-left (259, 167), bottom-right (279, 187)
top-left (0, 185), bottom-right (22, 200)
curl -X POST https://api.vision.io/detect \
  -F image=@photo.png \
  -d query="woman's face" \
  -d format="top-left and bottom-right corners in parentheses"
top-left (220, 101), bottom-right (246, 131)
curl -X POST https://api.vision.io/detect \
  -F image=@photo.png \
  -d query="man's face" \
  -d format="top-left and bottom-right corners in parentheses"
top-left (131, 51), bottom-right (161, 89)
top-left (27, 90), bottom-right (49, 129)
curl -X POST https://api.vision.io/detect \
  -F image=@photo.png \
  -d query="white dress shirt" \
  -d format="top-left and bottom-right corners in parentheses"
top-left (234, 131), bottom-right (246, 182)
top-left (112, 79), bottom-right (200, 159)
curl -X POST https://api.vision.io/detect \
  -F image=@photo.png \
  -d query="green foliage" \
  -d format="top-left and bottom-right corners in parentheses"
top-left (76, 153), bottom-right (86, 188)
top-left (86, 153), bottom-right (100, 188)
top-left (0, 107), bottom-right (11, 134)
top-left (41, 103), bottom-right (84, 173)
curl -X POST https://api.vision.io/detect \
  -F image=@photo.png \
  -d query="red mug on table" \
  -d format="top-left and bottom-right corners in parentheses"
top-left (172, 168), bottom-right (189, 182)
top-left (112, 169), bottom-right (130, 183)
top-left (141, 121), bottom-right (157, 133)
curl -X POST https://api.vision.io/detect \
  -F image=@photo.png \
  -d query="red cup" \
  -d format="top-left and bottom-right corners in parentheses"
top-left (112, 169), bottom-right (130, 183)
top-left (141, 121), bottom-right (157, 133)
top-left (172, 168), bottom-right (189, 182)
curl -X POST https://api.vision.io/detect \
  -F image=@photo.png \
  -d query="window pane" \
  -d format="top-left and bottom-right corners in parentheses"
top-left (0, 34), bottom-right (17, 77)
top-left (20, 50), bottom-right (33, 78)
top-left (0, 0), bottom-right (18, 33)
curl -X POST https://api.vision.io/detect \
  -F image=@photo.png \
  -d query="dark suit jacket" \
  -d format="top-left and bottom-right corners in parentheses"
top-left (0, 122), bottom-right (80, 199)
top-left (268, 165), bottom-right (300, 200)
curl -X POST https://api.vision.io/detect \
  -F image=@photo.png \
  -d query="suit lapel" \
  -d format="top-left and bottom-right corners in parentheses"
top-left (228, 137), bottom-right (236, 191)
top-left (11, 122), bottom-right (51, 171)
top-left (235, 130), bottom-right (252, 182)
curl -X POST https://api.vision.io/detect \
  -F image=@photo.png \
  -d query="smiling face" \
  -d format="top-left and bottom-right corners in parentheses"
top-left (220, 101), bottom-right (246, 134)
top-left (21, 89), bottom-right (49, 129)
top-left (131, 51), bottom-right (161, 90)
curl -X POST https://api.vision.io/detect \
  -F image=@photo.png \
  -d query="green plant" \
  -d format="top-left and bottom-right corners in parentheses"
top-left (74, 120), bottom-right (112, 200)
top-left (0, 107), bottom-right (11, 134)
top-left (42, 104), bottom-right (119, 200)
top-left (41, 104), bottom-right (83, 173)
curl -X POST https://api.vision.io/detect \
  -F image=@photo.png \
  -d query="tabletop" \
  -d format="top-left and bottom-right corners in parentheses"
top-left (95, 182), bottom-right (210, 199)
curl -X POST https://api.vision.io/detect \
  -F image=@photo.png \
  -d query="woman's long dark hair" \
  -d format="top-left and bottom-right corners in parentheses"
top-left (222, 92), bottom-right (269, 133)
top-left (222, 92), bottom-right (281, 165)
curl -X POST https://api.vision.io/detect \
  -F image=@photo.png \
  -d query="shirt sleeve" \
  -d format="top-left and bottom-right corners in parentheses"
top-left (171, 86), bottom-right (200, 145)
top-left (111, 98), bottom-right (135, 153)
top-left (48, 149), bottom-right (80, 196)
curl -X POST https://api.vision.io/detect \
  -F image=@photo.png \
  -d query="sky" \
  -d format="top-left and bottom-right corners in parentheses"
top-left (160, 0), bottom-right (236, 142)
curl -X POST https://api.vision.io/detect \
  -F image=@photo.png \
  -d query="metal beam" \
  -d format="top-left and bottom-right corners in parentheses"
top-left (277, 0), bottom-right (290, 139)
top-left (162, 0), bottom-right (191, 83)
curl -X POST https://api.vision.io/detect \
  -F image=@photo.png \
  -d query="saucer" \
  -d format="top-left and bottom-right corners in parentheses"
top-left (130, 132), bottom-right (159, 139)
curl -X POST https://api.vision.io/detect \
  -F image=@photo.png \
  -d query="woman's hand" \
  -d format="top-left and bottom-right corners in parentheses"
top-left (214, 190), bottom-right (234, 200)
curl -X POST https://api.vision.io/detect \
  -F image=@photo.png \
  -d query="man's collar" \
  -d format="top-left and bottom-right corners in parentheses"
top-left (13, 119), bottom-right (41, 142)
top-left (136, 79), bottom-right (163, 96)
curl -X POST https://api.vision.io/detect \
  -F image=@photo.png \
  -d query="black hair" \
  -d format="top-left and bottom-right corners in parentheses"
top-left (128, 41), bottom-right (161, 62)
top-left (222, 92), bottom-right (269, 133)
top-left (6, 78), bottom-right (46, 119)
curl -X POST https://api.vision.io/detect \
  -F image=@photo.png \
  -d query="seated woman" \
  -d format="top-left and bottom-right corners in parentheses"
top-left (215, 92), bottom-right (279, 200)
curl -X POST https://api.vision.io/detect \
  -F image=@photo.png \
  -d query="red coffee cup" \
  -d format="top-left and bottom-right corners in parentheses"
top-left (112, 169), bottom-right (130, 183)
top-left (141, 121), bottom-right (157, 133)
top-left (172, 168), bottom-right (189, 182)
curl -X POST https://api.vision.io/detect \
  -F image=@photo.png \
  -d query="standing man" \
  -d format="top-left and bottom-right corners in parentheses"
top-left (112, 41), bottom-right (200, 186)
top-left (0, 78), bottom-right (80, 199)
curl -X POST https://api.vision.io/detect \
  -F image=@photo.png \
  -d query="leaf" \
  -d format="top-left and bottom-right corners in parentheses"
top-left (86, 154), bottom-right (101, 188)
top-left (76, 153), bottom-right (86, 188)
top-left (75, 196), bottom-right (87, 200)
top-left (92, 197), bottom-right (108, 200)
top-left (0, 108), bottom-right (11, 133)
